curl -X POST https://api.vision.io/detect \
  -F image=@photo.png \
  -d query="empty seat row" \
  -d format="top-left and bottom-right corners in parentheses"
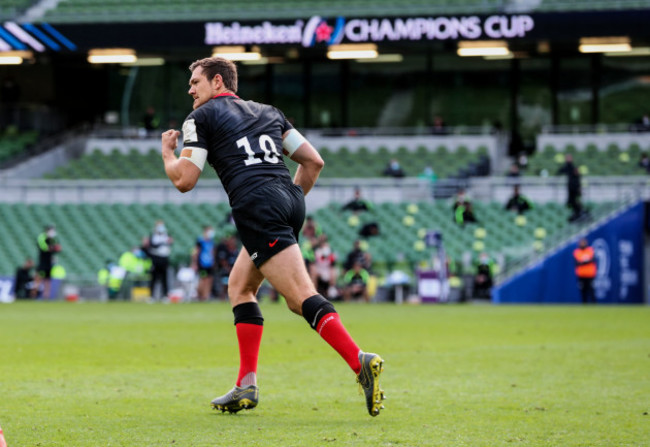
top-left (44, 146), bottom-right (488, 180)
top-left (521, 143), bottom-right (650, 177)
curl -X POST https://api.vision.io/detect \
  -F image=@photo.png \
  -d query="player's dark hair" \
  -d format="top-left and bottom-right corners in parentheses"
top-left (189, 57), bottom-right (238, 93)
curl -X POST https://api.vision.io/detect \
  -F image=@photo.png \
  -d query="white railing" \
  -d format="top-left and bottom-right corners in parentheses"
top-left (1, 176), bottom-right (648, 210)
top-left (86, 124), bottom-right (496, 139)
top-left (541, 124), bottom-right (650, 134)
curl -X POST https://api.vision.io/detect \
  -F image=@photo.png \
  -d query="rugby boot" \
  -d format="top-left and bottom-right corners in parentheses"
top-left (210, 385), bottom-right (258, 413)
top-left (356, 351), bottom-right (385, 417)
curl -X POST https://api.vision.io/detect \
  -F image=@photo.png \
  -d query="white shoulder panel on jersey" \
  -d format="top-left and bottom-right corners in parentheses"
top-left (182, 119), bottom-right (198, 144)
top-left (282, 129), bottom-right (307, 156)
top-left (179, 147), bottom-right (208, 171)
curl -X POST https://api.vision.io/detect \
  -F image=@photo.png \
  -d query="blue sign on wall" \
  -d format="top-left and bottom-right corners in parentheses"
top-left (0, 22), bottom-right (76, 52)
top-left (0, 276), bottom-right (15, 302)
top-left (0, 276), bottom-right (63, 302)
top-left (493, 202), bottom-right (645, 304)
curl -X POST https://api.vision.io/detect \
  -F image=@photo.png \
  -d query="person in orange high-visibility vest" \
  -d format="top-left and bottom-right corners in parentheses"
top-left (0, 422), bottom-right (7, 447)
top-left (573, 238), bottom-right (597, 303)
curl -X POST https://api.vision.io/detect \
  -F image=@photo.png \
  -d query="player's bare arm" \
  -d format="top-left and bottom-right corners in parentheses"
top-left (283, 129), bottom-right (324, 195)
top-left (161, 129), bottom-right (202, 193)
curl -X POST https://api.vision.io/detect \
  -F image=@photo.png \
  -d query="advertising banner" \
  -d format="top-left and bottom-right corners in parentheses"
top-left (0, 276), bottom-right (63, 302)
top-left (4, 10), bottom-right (642, 52)
top-left (493, 202), bottom-right (645, 304)
top-left (0, 276), bottom-right (15, 303)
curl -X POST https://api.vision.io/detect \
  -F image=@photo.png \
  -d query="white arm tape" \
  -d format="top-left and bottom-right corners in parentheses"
top-left (179, 147), bottom-right (208, 171)
top-left (282, 129), bottom-right (307, 156)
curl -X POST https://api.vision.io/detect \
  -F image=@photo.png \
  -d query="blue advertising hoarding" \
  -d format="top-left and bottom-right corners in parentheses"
top-left (0, 276), bottom-right (15, 303)
top-left (0, 276), bottom-right (63, 302)
top-left (493, 202), bottom-right (645, 304)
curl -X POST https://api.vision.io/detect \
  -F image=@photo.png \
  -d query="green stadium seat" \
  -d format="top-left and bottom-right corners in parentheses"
top-left (43, 142), bottom-right (489, 180)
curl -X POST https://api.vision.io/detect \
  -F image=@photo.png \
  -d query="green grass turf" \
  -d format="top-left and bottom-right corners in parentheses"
top-left (0, 302), bottom-right (648, 446)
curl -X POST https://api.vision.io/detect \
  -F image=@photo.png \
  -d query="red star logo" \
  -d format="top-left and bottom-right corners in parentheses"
top-left (315, 21), bottom-right (333, 43)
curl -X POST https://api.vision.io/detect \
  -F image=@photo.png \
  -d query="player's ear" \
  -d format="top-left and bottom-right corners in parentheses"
top-left (211, 74), bottom-right (222, 91)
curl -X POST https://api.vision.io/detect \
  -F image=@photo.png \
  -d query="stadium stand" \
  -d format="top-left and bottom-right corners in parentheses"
top-left (0, 202), bottom-right (233, 279)
top-left (1, 0), bottom-right (647, 305)
top-left (43, 145), bottom-right (489, 180)
top-left (44, 135), bottom-right (650, 181)
top-left (0, 129), bottom-right (39, 166)
top-left (523, 143), bottom-right (650, 176)
top-left (0, 200), bottom-right (615, 280)
top-left (38, 0), bottom-right (650, 23)
top-left (0, 0), bottom-right (32, 21)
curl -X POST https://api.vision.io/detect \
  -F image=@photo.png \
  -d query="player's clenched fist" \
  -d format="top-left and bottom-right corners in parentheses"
top-left (161, 129), bottom-right (180, 152)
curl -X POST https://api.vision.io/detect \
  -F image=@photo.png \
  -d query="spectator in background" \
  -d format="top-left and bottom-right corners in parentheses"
top-left (118, 244), bottom-right (150, 298)
top-left (431, 115), bottom-right (448, 135)
top-left (343, 239), bottom-right (372, 273)
top-left (452, 189), bottom-right (469, 210)
top-left (573, 238), bottom-right (597, 304)
top-left (300, 216), bottom-right (322, 282)
top-left (175, 263), bottom-right (198, 302)
top-left (312, 235), bottom-right (339, 300)
top-left (342, 187), bottom-right (372, 213)
top-left (143, 220), bottom-right (173, 300)
top-left (141, 106), bottom-right (159, 137)
top-left (32, 225), bottom-right (61, 299)
top-left (642, 113), bottom-right (650, 131)
top-left (504, 185), bottom-right (533, 214)
top-left (452, 190), bottom-right (478, 226)
top-left (97, 259), bottom-right (127, 300)
top-left (301, 237), bottom-right (317, 280)
top-left (557, 154), bottom-right (584, 222)
top-left (359, 221), bottom-right (380, 238)
top-left (382, 158), bottom-right (405, 178)
top-left (638, 153), bottom-right (650, 173)
top-left (193, 225), bottom-right (216, 301)
top-left (342, 261), bottom-right (370, 302)
top-left (14, 258), bottom-right (34, 299)
top-left (633, 113), bottom-right (650, 132)
top-left (119, 245), bottom-right (150, 282)
top-left (301, 215), bottom-right (322, 244)
top-left (473, 252), bottom-right (495, 299)
top-left (506, 162), bottom-right (521, 178)
top-left (457, 202), bottom-right (478, 225)
top-left (215, 233), bottom-right (239, 300)
top-left (517, 152), bottom-right (529, 171)
top-left (418, 165), bottom-right (437, 184)
top-left (508, 131), bottom-right (524, 157)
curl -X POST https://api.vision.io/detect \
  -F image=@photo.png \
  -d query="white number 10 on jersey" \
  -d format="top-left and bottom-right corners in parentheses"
top-left (237, 135), bottom-right (281, 166)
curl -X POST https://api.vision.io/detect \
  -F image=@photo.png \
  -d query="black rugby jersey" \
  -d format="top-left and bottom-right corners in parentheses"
top-left (182, 94), bottom-right (294, 204)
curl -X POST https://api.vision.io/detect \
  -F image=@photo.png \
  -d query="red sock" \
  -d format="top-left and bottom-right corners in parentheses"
top-left (316, 313), bottom-right (361, 374)
top-left (235, 323), bottom-right (263, 387)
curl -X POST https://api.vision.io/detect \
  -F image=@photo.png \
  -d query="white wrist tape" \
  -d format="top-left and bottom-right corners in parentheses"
top-left (282, 129), bottom-right (307, 156)
top-left (179, 147), bottom-right (208, 171)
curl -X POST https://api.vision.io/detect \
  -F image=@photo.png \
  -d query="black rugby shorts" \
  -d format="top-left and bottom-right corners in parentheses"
top-left (231, 178), bottom-right (305, 268)
top-left (37, 262), bottom-right (53, 279)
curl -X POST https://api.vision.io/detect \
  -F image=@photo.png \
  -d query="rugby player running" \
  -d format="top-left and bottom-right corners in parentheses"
top-left (160, 57), bottom-right (385, 416)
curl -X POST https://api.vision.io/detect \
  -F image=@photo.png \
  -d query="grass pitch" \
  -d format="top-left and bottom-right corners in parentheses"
top-left (1, 302), bottom-right (648, 446)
